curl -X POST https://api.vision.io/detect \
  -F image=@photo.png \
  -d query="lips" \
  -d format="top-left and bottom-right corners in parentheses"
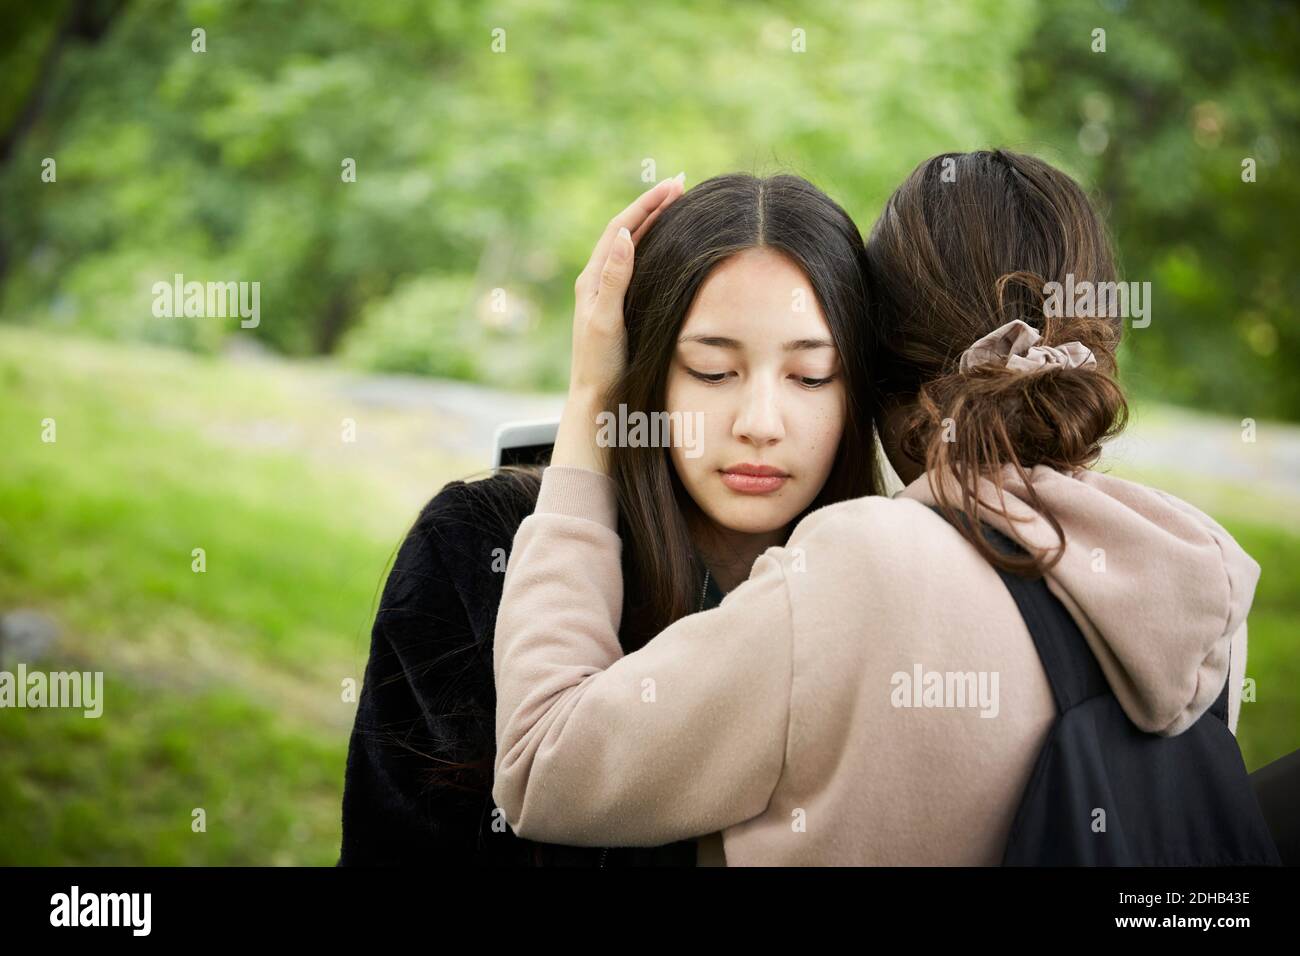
top-left (719, 463), bottom-right (790, 494)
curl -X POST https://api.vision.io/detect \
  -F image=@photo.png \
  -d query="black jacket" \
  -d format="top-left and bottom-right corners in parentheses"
top-left (338, 472), bottom-right (718, 865)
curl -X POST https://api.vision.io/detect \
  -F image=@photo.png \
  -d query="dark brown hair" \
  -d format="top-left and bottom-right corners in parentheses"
top-left (866, 149), bottom-right (1129, 576)
top-left (360, 463), bottom-right (543, 798)
top-left (612, 172), bottom-right (884, 649)
top-left (383, 174), bottom-right (883, 796)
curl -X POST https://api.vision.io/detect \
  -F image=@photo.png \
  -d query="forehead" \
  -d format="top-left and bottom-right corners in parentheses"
top-left (680, 247), bottom-right (828, 339)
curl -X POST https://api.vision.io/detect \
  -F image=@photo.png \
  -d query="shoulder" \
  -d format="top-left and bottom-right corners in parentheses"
top-left (789, 493), bottom-right (948, 551)
top-left (776, 494), bottom-right (964, 578)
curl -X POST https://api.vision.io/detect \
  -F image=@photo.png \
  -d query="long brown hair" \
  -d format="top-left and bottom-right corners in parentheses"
top-left (611, 172), bottom-right (884, 649)
top-left (386, 174), bottom-right (883, 795)
top-left (866, 149), bottom-right (1129, 576)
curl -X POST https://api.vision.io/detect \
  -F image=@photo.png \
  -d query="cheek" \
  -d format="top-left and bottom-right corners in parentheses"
top-left (802, 389), bottom-right (847, 464)
top-left (666, 378), bottom-right (726, 456)
top-left (665, 377), bottom-right (708, 482)
top-left (663, 373), bottom-right (696, 421)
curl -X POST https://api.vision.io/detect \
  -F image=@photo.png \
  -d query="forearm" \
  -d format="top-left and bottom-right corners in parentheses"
top-left (549, 388), bottom-right (608, 474)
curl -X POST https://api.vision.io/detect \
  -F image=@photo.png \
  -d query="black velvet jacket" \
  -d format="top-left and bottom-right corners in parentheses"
top-left (337, 473), bottom-right (722, 866)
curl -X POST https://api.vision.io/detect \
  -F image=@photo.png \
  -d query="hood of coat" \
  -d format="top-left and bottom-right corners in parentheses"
top-left (898, 465), bottom-right (1260, 737)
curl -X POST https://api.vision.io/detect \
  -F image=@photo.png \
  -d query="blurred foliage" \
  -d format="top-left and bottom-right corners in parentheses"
top-left (1018, 0), bottom-right (1300, 419)
top-left (0, 0), bottom-right (1296, 413)
top-left (0, 324), bottom-right (456, 864)
top-left (0, 0), bottom-right (1031, 389)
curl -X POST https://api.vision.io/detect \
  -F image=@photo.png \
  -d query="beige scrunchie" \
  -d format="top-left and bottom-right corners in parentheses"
top-left (958, 319), bottom-right (1097, 374)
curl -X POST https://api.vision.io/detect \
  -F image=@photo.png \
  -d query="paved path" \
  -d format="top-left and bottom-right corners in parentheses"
top-left (332, 370), bottom-right (564, 464)
top-left (327, 368), bottom-right (1300, 501)
top-left (1101, 405), bottom-right (1300, 501)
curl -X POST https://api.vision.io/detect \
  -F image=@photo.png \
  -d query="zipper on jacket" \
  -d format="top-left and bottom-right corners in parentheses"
top-left (599, 846), bottom-right (608, 868)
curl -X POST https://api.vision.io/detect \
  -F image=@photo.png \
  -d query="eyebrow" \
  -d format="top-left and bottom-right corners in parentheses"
top-left (677, 334), bottom-right (835, 352)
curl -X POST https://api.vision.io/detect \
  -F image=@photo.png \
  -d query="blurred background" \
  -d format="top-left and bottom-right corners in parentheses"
top-left (0, 0), bottom-right (1296, 864)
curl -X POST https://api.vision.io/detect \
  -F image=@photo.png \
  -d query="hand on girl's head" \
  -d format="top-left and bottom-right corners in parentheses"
top-left (550, 176), bottom-right (685, 475)
top-left (568, 176), bottom-right (685, 398)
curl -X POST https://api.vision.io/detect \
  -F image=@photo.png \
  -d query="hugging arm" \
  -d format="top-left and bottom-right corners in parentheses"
top-left (492, 466), bottom-right (794, 847)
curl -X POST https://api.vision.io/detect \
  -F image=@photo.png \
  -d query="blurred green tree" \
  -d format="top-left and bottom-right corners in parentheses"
top-left (1, 0), bottom-right (1294, 415)
top-left (1018, 0), bottom-right (1300, 418)
top-left (0, 0), bottom-right (1032, 389)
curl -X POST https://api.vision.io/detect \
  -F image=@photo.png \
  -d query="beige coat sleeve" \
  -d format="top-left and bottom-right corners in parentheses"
top-left (492, 466), bottom-right (793, 847)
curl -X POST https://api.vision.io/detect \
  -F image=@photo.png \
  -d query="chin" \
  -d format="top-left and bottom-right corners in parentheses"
top-left (703, 500), bottom-right (798, 537)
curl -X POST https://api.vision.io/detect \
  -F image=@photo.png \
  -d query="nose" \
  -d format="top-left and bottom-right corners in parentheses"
top-left (731, 375), bottom-right (785, 447)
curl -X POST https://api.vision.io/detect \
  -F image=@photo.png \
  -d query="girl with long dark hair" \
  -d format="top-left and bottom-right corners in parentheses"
top-left (339, 172), bottom-right (884, 864)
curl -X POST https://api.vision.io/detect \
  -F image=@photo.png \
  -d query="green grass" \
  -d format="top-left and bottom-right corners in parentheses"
top-left (1228, 520), bottom-right (1300, 769)
top-left (0, 326), bottom-right (475, 864)
top-left (0, 326), bottom-right (1295, 864)
top-left (0, 676), bottom-right (343, 865)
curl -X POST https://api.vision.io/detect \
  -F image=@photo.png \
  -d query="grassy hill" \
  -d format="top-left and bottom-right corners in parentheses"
top-left (0, 326), bottom-right (476, 864)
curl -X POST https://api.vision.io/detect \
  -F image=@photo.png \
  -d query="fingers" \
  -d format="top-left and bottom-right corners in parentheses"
top-left (631, 176), bottom-right (684, 244)
top-left (579, 182), bottom-right (668, 286)
top-left (577, 176), bottom-right (684, 298)
top-left (593, 225), bottom-right (634, 321)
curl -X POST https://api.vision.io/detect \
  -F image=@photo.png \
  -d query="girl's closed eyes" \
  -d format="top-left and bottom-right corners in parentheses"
top-left (683, 368), bottom-right (838, 389)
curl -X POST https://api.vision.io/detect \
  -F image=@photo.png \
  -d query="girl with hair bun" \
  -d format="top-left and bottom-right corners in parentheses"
top-left (869, 149), bottom-right (1130, 577)
top-left (490, 150), bottom-right (1267, 865)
